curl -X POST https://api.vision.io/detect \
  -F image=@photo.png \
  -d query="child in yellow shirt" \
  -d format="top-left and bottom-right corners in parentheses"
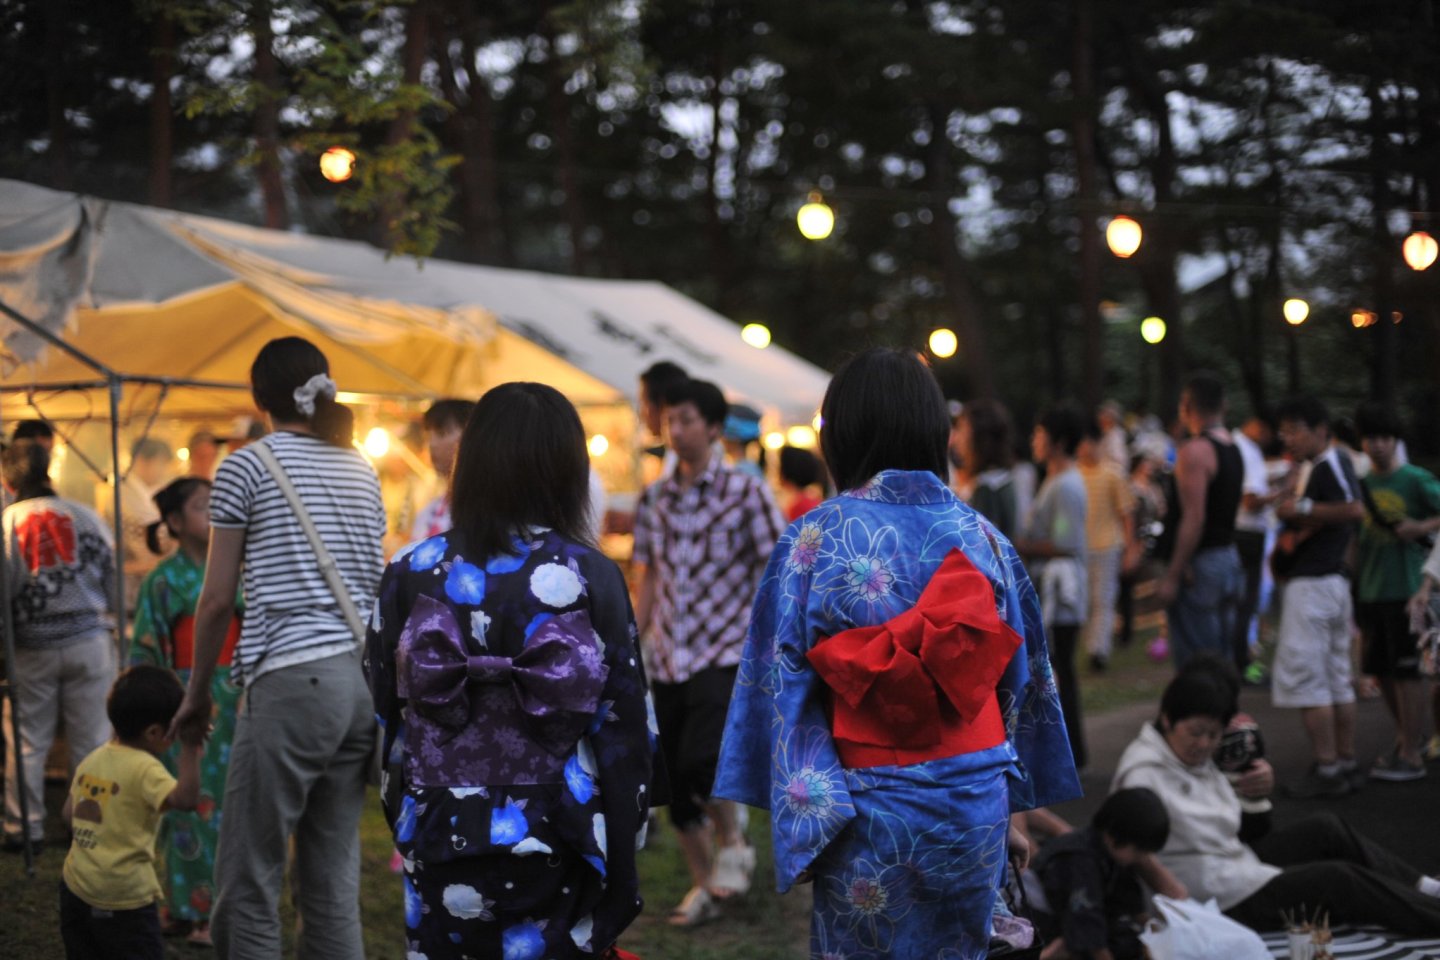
top-left (60, 665), bottom-right (201, 960)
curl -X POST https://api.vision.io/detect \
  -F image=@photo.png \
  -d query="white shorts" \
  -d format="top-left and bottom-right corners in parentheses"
top-left (1272, 574), bottom-right (1356, 708)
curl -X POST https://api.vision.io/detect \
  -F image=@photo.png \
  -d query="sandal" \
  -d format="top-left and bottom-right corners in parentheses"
top-left (708, 843), bottom-right (756, 899)
top-left (667, 885), bottom-right (720, 927)
top-left (186, 923), bottom-right (213, 947)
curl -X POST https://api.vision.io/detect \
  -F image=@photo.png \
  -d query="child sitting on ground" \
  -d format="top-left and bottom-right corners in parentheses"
top-left (60, 665), bottom-right (202, 960)
top-left (1033, 787), bottom-right (1187, 960)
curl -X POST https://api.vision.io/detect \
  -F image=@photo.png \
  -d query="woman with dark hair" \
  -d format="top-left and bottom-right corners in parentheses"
top-left (129, 477), bottom-right (241, 945)
top-left (171, 336), bottom-right (384, 958)
top-left (1113, 657), bottom-right (1440, 933)
top-left (954, 397), bottom-right (1021, 539)
top-left (1015, 402), bottom-right (1091, 770)
top-left (716, 348), bottom-right (1079, 958)
top-left (365, 382), bottom-right (660, 960)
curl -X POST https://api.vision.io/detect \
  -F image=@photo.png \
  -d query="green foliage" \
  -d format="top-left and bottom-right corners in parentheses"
top-left (4, 0), bottom-right (1440, 429)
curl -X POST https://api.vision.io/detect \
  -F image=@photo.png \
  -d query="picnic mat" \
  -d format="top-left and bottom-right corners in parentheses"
top-left (1259, 927), bottom-right (1440, 959)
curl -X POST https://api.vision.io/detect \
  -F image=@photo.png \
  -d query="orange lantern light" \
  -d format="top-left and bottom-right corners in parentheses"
top-left (320, 146), bottom-right (357, 183)
top-left (1403, 231), bottom-right (1438, 271)
top-left (1106, 216), bottom-right (1143, 258)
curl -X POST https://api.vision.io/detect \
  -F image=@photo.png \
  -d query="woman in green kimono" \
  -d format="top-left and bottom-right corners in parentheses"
top-left (128, 476), bottom-right (242, 947)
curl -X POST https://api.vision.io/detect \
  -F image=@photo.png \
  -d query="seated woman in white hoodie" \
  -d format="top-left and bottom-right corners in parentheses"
top-left (1111, 657), bottom-right (1440, 934)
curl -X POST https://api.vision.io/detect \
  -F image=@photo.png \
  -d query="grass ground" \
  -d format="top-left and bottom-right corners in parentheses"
top-left (0, 606), bottom-right (1172, 958)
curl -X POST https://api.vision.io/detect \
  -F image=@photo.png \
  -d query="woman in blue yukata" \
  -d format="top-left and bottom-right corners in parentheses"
top-left (715, 348), bottom-right (1082, 960)
top-left (365, 382), bottom-right (663, 960)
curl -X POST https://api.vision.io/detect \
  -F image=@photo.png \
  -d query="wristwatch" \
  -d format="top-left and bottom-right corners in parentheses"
top-left (1295, 497), bottom-right (1314, 516)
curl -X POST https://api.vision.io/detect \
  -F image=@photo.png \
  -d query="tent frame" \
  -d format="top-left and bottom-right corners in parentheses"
top-left (0, 298), bottom-right (274, 877)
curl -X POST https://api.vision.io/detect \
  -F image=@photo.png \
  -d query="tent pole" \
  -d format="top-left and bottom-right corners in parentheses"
top-left (107, 377), bottom-right (126, 652)
top-left (0, 299), bottom-right (115, 380)
top-left (0, 391), bottom-right (37, 877)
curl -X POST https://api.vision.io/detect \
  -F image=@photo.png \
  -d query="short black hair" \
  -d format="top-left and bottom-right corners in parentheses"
top-left (2, 440), bottom-right (51, 495)
top-left (451, 382), bottom-right (593, 559)
top-left (1038, 403), bottom-right (1087, 457)
top-left (779, 446), bottom-right (821, 488)
top-left (11, 420), bottom-right (54, 443)
top-left (639, 361), bottom-right (689, 409)
top-left (1354, 400), bottom-right (1403, 441)
top-left (820, 349), bottom-right (949, 491)
top-left (108, 665), bottom-right (185, 740)
top-left (962, 399), bottom-right (1015, 472)
top-left (1182, 371), bottom-right (1226, 415)
top-left (666, 378), bottom-right (728, 427)
top-left (1159, 655), bottom-right (1239, 726)
top-left (422, 398), bottom-right (476, 434)
top-left (1276, 395), bottom-right (1330, 431)
top-left (1094, 787), bottom-right (1170, 852)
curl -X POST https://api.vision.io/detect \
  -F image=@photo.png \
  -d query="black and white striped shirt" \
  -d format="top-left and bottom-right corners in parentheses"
top-left (210, 431), bottom-right (386, 684)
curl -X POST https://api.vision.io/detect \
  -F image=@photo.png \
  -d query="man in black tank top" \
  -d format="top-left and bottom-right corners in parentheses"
top-left (1156, 372), bottom-right (1245, 668)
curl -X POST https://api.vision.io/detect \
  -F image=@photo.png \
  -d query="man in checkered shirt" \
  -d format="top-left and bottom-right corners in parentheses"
top-left (633, 377), bottom-right (784, 924)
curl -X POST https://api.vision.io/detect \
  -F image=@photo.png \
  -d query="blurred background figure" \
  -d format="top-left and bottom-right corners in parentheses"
top-left (1097, 400), bottom-right (1130, 472)
top-left (721, 403), bottom-right (765, 480)
top-left (952, 397), bottom-right (1022, 540)
top-left (104, 437), bottom-right (174, 615)
top-left (185, 431), bottom-right (221, 481)
top-left (778, 445), bottom-right (824, 522)
top-left (1078, 417), bottom-right (1138, 672)
top-left (410, 398), bottom-right (474, 543)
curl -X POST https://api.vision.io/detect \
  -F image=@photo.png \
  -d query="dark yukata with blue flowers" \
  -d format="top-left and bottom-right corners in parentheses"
top-left (365, 528), bottom-right (663, 960)
top-left (715, 470), bottom-right (1081, 960)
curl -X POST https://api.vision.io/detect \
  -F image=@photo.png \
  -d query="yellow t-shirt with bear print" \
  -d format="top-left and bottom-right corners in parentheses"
top-left (62, 742), bottom-right (176, 910)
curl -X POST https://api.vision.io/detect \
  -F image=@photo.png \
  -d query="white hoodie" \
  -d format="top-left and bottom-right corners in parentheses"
top-left (1111, 722), bottom-right (1281, 909)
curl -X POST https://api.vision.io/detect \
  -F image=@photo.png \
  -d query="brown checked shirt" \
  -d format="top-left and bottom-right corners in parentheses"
top-left (633, 457), bottom-right (784, 684)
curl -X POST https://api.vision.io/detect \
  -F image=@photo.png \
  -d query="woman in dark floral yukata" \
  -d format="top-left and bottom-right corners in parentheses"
top-left (365, 382), bottom-right (662, 960)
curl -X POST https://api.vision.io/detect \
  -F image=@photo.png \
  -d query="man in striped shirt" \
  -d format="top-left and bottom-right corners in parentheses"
top-left (633, 378), bottom-right (784, 923)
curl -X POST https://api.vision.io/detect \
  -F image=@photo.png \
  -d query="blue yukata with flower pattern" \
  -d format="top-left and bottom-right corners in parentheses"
top-left (715, 470), bottom-right (1081, 960)
top-left (364, 528), bottom-right (663, 960)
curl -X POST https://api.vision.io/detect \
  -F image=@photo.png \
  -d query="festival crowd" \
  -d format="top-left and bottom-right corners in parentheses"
top-left (3, 337), bottom-right (1440, 959)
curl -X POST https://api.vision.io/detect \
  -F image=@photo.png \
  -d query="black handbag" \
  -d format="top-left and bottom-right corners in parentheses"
top-left (988, 859), bottom-right (1044, 960)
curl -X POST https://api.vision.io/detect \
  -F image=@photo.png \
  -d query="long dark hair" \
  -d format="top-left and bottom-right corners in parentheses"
top-left (145, 477), bottom-right (211, 555)
top-left (819, 348), bottom-right (949, 491)
top-left (450, 382), bottom-right (593, 558)
top-left (0, 440), bottom-right (54, 501)
top-left (250, 337), bottom-right (354, 448)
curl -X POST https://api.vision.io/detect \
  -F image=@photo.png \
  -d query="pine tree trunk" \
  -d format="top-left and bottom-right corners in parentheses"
top-left (148, 12), bottom-right (175, 208)
top-left (1072, 0), bottom-right (1103, 409)
top-left (44, 0), bottom-right (72, 188)
top-left (252, 0), bottom-right (288, 229)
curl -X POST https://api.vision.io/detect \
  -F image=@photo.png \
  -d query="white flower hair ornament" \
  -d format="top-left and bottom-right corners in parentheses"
top-left (292, 373), bottom-right (337, 417)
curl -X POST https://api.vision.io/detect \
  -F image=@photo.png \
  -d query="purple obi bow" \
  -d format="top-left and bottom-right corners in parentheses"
top-left (397, 594), bottom-right (609, 756)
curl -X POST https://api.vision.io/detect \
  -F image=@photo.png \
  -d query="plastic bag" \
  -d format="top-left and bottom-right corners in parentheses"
top-left (1138, 896), bottom-right (1270, 960)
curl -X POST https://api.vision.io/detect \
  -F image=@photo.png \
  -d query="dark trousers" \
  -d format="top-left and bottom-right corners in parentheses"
top-left (1233, 529), bottom-right (1266, 673)
top-left (59, 881), bottom-right (163, 960)
top-left (1226, 813), bottom-right (1440, 935)
top-left (1048, 624), bottom-right (1086, 770)
top-left (651, 665), bottom-right (738, 830)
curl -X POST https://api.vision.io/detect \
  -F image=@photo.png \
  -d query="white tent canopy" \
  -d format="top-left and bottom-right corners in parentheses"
top-left (0, 178), bottom-right (829, 425)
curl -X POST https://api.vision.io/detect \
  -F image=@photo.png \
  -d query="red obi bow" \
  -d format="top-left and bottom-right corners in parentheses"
top-left (806, 547), bottom-right (1021, 767)
top-left (398, 595), bottom-right (608, 755)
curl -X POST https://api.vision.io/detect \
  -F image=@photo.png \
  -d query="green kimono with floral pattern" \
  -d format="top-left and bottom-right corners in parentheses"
top-left (128, 550), bottom-right (242, 923)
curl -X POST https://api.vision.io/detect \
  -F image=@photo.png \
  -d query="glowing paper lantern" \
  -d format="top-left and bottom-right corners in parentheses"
top-left (797, 192), bottom-right (835, 241)
top-left (740, 323), bottom-right (772, 349)
top-left (320, 146), bottom-right (356, 183)
top-left (1404, 231), bottom-right (1438, 271)
top-left (1106, 216), bottom-right (1143, 258)
top-left (928, 328), bottom-right (958, 358)
top-left (587, 434), bottom-right (609, 457)
top-left (1283, 299), bottom-right (1309, 326)
top-left (1140, 316), bottom-right (1166, 344)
